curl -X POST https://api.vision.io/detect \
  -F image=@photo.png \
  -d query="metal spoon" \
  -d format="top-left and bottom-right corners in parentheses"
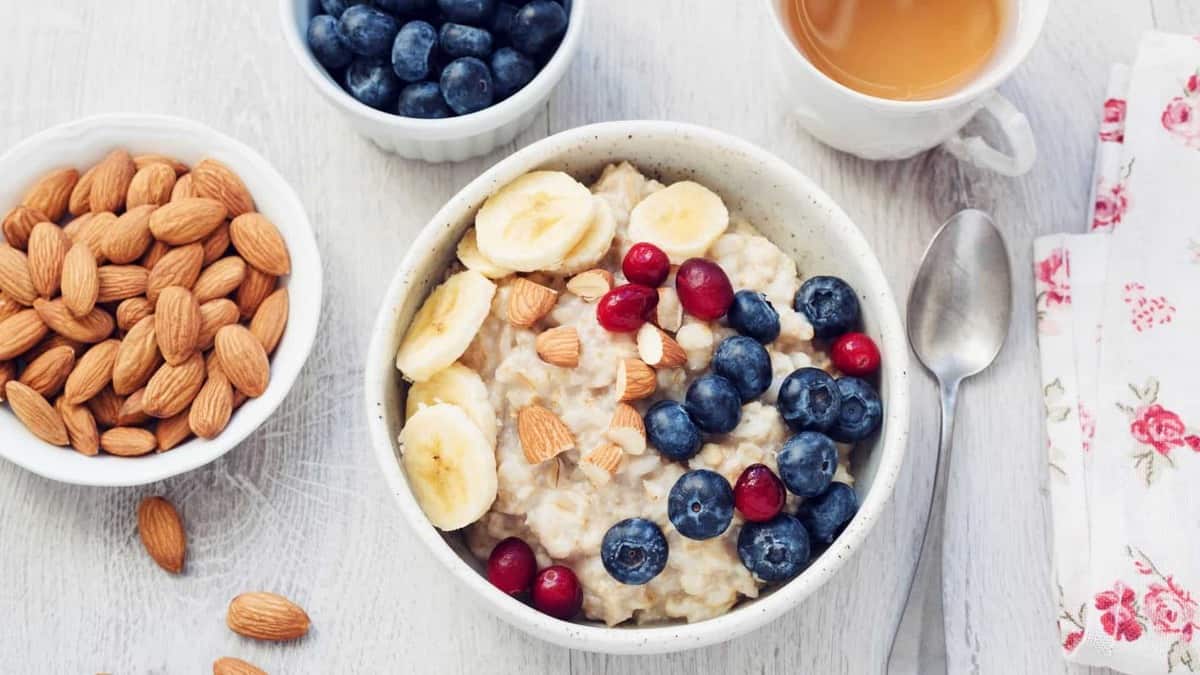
top-left (886, 209), bottom-right (1012, 675)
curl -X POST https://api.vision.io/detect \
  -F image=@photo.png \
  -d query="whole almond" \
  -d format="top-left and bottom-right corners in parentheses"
top-left (68, 165), bottom-right (96, 216)
top-left (189, 370), bottom-right (233, 439)
top-left (61, 243), bottom-right (100, 317)
top-left (0, 309), bottom-right (48, 360)
top-left (26, 222), bottom-right (67, 299)
top-left (6, 381), bottom-right (68, 445)
top-left (155, 409), bottom-right (193, 451)
top-left (142, 352), bottom-right (205, 418)
top-left (103, 205), bottom-right (156, 264)
top-left (0, 244), bottom-right (37, 305)
top-left (170, 173), bottom-right (194, 202)
top-left (213, 657), bottom-right (266, 675)
top-left (25, 334), bottom-right (83, 362)
top-left (249, 288), bottom-right (288, 355)
top-left (62, 211), bottom-right (92, 241)
top-left (115, 296), bottom-right (152, 331)
top-left (1, 206), bottom-right (47, 250)
top-left (18, 345), bottom-right (75, 397)
top-left (145, 243), bottom-right (203, 302)
top-left (155, 287), bottom-right (200, 366)
top-left (56, 397), bottom-right (99, 455)
top-left (535, 325), bottom-right (580, 367)
top-left (0, 361), bottom-right (13, 401)
top-left (236, 267), bottom-right (276, 319)
top-left (87, 386), bottom-right (123, 428)
top-left (100, 426), bottom-right (156, 456)
top-left (133, 154), bottom-right (189, 176)
top-left (193, 256), bottom-right (246, 303)
top-left (148, 198), bottom-right (227, 245)
top-left (214, 324), bottom-right (269, 398)
top-left (229, 213), bottom-right (290, 275)
top-left (96, 264), bottom-right (149, 303)
top-left (507, 278), bottom-right (557, 328)
top-left (0, 292), bottom-right (19, 322)
top-left (201, 223), bottom-right (231, 265)
top-left (33, 299), bottom-right (114, 343)
top-left (193, 159), bottom-right (255, 217)
top-left (117, 388), bottom-right (151, 427)
top-left (137, 496), bottom-right (186, 573)
top-left (141, 240), bottom-right (170, 270)
top-left (64, 339), bottom-right (120, 405)
top-left (198, 299), bottom-right (239, 350)
top-left (89, 150), bottom-right (136, 213)
top-left (112, 315), bottom-right (161, 395)
top-left (21, 167), bottom-right (78, 222)
top-left (70, 211), bottom-right (117, 261)
top-left (126, 164), bottom-right (176, 208)
top-left (226, 592), bottom-right (310, 641)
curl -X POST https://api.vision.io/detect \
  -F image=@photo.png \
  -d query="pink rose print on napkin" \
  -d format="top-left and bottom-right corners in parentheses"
top-left (1162, 71), bottom-right (1200, 149)
top-left (1123, 282), bottom-right (1176, 332)
top-left (1037, 249), bottom-right (1071, 306)
top-left (1096, 581), bottom-right (1145, 642)
top-left (1145, 580), bottom-right (1198, 641)
top-left (1100, 98), bottom-right (1128, 143)
top-left (1079, 405), bottom-right (1096, 453)
top-left (1118, 378), bottom-right (1200, 484)
top-left (1092, 181), bottom-right (1130, 231)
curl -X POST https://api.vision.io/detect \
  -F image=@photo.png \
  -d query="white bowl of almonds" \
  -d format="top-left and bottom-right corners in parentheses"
top-left (0, 114), bottom-right (321, 486)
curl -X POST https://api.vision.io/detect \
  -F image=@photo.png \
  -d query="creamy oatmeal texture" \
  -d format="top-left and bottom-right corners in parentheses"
top-left (443, 163), bottom-right (854, 626)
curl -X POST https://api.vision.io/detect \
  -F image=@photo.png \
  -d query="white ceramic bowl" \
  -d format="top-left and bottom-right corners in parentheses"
top-left (279, 0), bottom-right (586, 162)
top-left (0, 114), bottom-right (323, 487)
top-left (364, 121), bottom-right (910, 653)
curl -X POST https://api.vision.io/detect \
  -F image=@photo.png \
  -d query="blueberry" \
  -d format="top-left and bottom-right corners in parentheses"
top-left (727, 290), bottom-right (780, 344)
top-left (320, 0), bottom-right (368, 18)
top-left (439, 22), bottom-right (494, 58)
top-left (345, 58), bottom-right (402, 109)
top-left (601, 518), bottom-right (669, 585)
top-left (776, 367), bottom-right (841, 432)
top-left (794, 276), bottom-right (860, 339)
top-left (645, 400), bottom-right (702, 461)
top-left (338, 4), bottom-right (400, 56)
top-left (668, 470), bottom-right (734, 540)
top-left (737, 514), bottom-right (811, 582)
top-left (391, 20), bottom-right (438, 81)
top-left (797, 482), bottom-right (858, 545)
top-left (829, 377), bottom-right (882, 442)
top-left (712, 336), bottom-right (772, 403)
top-left (438, 56), bottom-right (494, 114)
top-left (308, 14), bottom-right (354, 70)
top-left (684, 374), bottom-right (742, 434)
top-left (437, 0), bottom-right (496, 24)
top-left (777, 431), bottom-right (838, 497)
top-left (491, 2), bottom-right (519, 34)
top-left (374, 0), bottom-right (433, 14)
top-left (509, 0), bottom-right (567, 55)
top-left (490, 47), bottom-right (537, 98)
top-left (398, 81), bottom-right (453, 117)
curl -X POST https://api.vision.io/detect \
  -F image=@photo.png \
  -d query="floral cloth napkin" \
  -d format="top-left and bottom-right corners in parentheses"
top-left (1035, 32), bottom-right (1200, 675)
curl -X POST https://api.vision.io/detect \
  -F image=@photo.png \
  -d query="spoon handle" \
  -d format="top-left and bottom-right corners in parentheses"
top-left (886, 378), bottom-right (960, 675)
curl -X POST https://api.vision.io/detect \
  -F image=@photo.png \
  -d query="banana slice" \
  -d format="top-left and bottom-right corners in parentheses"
top-left (456, 229), bottom-right (514, 280)
top-left (628, 181), bottom-right (730, 263)
top-left (396, 270), bottom-right (497, 382)
top-left (475, 171), bottom-right (595, 272)
top-left (406, 362), bottom-right (497, 446)
top-left (549, 197), bottom-right (617, 275)
top-left (400, 403), bottom-right (498, 531)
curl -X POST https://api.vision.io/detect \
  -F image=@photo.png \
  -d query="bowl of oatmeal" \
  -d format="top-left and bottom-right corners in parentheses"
top-left (364, 121), bottom-right (909, 653)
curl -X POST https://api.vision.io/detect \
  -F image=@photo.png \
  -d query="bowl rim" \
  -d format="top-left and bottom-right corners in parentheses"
top-left (364, 120), bottom-right (910, 654)
top-left (0, 112), bottom-right (323, 487)
top-left (277, 0), bottom-right (587, 138)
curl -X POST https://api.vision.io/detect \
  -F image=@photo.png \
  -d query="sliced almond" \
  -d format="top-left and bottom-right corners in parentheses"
top-left (6, 381), bottom-right (68, 445)
top-left (67, 166), bottom-right (95, 216)
top-left (0, 244), bottom-right (36, 305)
top-left (155, 409), bottom-right (193, 451)
top-left (236, 267), bottom-right (276, 319)
top-left (189, 369), bottom-right (233, 439)
top-left (213, 657), bottom-right (266, 675)
top-left (134, 153), bottom-right (189, 176)
top-left (0, 309), bottom-right (48, 360)
top-left (193, 256), bottom-right (246, 303)
top-left (100, 426), bottom-right (156, 456)
top-left (142, 353), bottom-right (205, 419)
top-left (0, 292), bottom-right (21, 322)
top-left (170, 173), bottom-right (194, 202)
top-left (226, 591), bottom-right (310, 642)
top-left (229, 213), bottom-right (290, 275)
top-left (86, 386), bottom-right (123, 429)
top-left (249, 288), bottom-right (288, 355)
top-left (580, 442), bottom-right (624, 486)
top-left (616, 358), bottom-right (657, 402)
top-left (126, 163), bottom-right (176, 208)
top-left (103, 205), bottom-right (156, 264)
top-left (26, 222), bottom-right (67, 299)
top-left (193, 159), bottom-right (255, 217)
top-left (116, 388), bottom-right (151, 427)
top-left (18, 345), bottom-right (75, 397)
top-left (202, 222), bottom-right (232, 266)
top-left (63, 339), bottom-right (120, 405)
top-left (112, 315), bottom-right (162, 395)
top-left (56, 397), bottom-right (99, 455)
top-left (565, 268), bottom-right (613, 301)
top-left (517, 404), bottom-right (575, 464)
top-left (2, 205), bottom-right (47, 249)
top-left (136, 496), bottom-right (186, 573)
top-left (508, 278), bottom-right (557, 328)
top-left (21, 167), bottom-right (78, 222)
top-left (535, 325), bottom-right (579, 367)
top-left (148, 198), bottom-right (227, 245)
top-left (198, 298), bottom-right (240, 350)
top-left (214, 324), bottom-right (269, 398)
top-left (655, 287), bottom-right (683, 332)
top-left (145, 243), bottom-right (203, 303)
top-left (90, 150), bottom-right (137, 213)
top-left (636, 323), bottom-right (687, 368)
top-left (96, 264), bottom-right (149, 303)
top-left (155, 286), bottom-right (200, 366)
top-left (115, 296), bottom-right (153, 331)
top-left (607, 402), bottom-right (647, 455)
top-left (62, 243), bottom-right (100, 317)
top-left (141, 240), bottom-right (170, 270)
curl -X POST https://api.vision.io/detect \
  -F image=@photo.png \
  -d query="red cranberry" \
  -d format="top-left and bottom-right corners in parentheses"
top-left (622, 242), bottom-right (671, 287)
top-left (487, 537), bottom-right (537, 596)
top-left (675, 258), bottom-right (734, 320)
top-left (596, 283), bottom-right (658, 332)
top-left (831, 332), bottom-right (881, 377)
top-left (734, 463), bottom-right (786, 522)
top-left (531, 565), bottom-right (583, 620)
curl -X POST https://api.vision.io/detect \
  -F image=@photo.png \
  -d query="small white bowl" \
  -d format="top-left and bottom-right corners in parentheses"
top-left (279, 0), bottom-right (586, 162)
top-left (365, 121), bottom-right (910, 653)
top-left (0, 114), bottom-right (323, 487)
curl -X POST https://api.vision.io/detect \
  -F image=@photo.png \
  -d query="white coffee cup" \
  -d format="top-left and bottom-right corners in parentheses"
top-left (768, 0), bottom-right (1048, 176)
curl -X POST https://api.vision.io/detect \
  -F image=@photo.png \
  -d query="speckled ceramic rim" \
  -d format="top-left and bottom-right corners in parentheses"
top-left (364, 121), bottom-right (910, 654)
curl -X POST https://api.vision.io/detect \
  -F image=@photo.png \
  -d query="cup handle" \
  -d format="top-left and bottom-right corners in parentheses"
top-left (941, 91), bottom-right (1037, 176)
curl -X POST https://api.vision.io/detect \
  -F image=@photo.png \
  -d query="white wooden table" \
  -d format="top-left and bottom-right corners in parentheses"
top-left (1, 1), bottom-right (1194, 673)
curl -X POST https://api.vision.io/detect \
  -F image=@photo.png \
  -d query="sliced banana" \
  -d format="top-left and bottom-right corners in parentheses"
top-left (406, 362), bottom-right (497, 446)
top-left (400, 403), bottom-right (498, 531)
top-left (396, 270), bottom-right (497, 382)
top-left (548, 197), bottom-right (617, 275)
top-left (475, 171), bottom-right (595, 272)
top-left (628, 181), bottom-right (730, 263)
top-left (456, 228), bottom-right (514, 280)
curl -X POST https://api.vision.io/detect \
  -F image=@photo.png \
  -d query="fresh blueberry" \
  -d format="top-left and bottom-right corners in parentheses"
top-left (777, 431), bottom-right (838, 497)
top-left (391, 20), bottom-right (438, 81)
top-left (737, 514), bottom-right (811, 582)
top-left (439, 22), bottom-right (494, 58)
top-left (601, 518), bottom-right (669, 585)
top-left (645, 400), bottom-right (702, 461)
top-left (439, 57), bottom-right (494, 114)
top-left (794, 276), bottom-right (860, 339)
top-left (338, 4), bottom-right (400, 56)
top-left (509, 0), bottom-right (567, 55)
top-left (491, 47), bottom-right (537, 98)
top-left (684, 374), bottom-right (742, 434)
top-left (320, 0), bottom-right (368, 18)
top-left (776, 367), bottom-right (841, 433)
top-left (308, 14), bottom-right (354, 70)
top-left (797, 482), bottom-right (858, 545)
top-left (727, 290), bottom-right (780, 344)
top-left (345, 58), bottom-right (402, 109)
top-left (712, 336), bottom-right (772, 403)
top-left (398, 81), bottom-right (453, 117)
top-left (668, 470), bottom-right (734, 540)
top-left (374, 0), bottom-right (433, 14)
top-left (437, 0), bottom-right (496, 24)
top-left (829, 377), bottom-right (883, 442)
top-left (491, 2), bottom-right (519, 34)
